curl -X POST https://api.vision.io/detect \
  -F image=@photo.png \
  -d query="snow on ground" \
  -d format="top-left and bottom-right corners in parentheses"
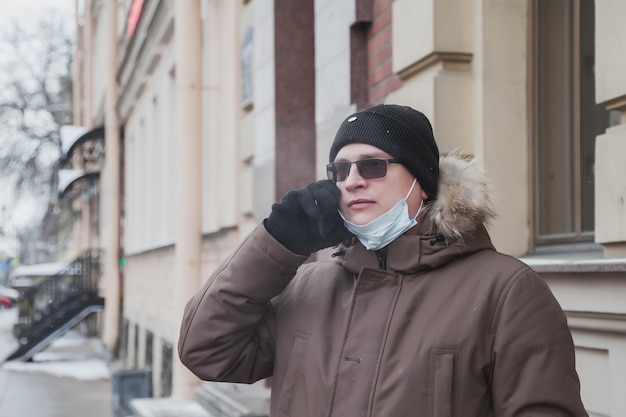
top-left (0, 308), bottom-right (110, 381)
top-left (2, 357), bottom-right (110, 380)
top-left (0, 308), bottom-right (18, 359)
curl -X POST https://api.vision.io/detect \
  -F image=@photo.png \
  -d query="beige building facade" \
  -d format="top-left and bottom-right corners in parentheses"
top-left (70, 0), bottom-right (626, 415)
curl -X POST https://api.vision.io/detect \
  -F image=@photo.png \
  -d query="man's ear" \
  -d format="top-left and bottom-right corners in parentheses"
top-left (421, 190), bottom-right (429, 200)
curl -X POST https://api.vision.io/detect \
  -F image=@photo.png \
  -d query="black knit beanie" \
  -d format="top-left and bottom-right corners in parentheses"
top-left (329, 104), bottom-right (440, 200)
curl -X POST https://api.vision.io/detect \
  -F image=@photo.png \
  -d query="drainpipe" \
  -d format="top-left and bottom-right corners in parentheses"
top-left (72, 0), bottom-right (84, 259)
top-left (72, 0), bottom-right (83, 125)
top-left (84, 0), bottom-right (94, 125)
top-left (101, 0), bottom-right (121, 354)
top-left (172, 0), bottom-right (202, 398)
top-left (83, 0), bottom-right (95, 255)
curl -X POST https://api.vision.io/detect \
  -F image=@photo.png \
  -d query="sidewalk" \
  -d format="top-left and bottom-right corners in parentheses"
top-left (0, 308), bottom-right (113, 417)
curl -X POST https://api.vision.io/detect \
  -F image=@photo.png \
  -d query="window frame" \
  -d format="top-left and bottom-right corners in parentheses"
top-left (529, 0), bottom-right (598, 247)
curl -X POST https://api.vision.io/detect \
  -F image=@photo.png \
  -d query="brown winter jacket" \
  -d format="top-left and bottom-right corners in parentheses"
top-left (178, 154), bottom-right (588, 417)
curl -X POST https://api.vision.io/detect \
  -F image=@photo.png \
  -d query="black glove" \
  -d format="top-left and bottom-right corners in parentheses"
top-left (265, 180), bottom-right (353, 255)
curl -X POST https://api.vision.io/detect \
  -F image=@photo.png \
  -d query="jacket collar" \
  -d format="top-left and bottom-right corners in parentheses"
top-left (339, 225), bottom-right (494, 274)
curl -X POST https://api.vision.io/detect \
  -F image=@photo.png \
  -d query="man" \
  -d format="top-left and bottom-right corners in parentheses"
top-left (179, 104), bottom-right (588, 416)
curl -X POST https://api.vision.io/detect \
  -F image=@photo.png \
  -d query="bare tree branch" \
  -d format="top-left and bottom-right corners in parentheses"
top-left (0, 11), bottom-right (73, 232)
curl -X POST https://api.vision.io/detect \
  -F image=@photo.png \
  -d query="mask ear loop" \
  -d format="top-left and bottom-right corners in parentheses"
top-left (404, 178), bottom-right (417, 200)
top-left (404, 178), bottom-right (424, 221)
top-left (412, 200), bottom-right (425, 221)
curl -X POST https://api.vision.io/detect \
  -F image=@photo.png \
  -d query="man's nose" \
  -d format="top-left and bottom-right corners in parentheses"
top-left (343, 163), bottom-right (366, 189)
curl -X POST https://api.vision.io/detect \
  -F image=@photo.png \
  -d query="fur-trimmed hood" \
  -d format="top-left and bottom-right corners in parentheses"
top-left (425, 151), bottom-right (496, 241)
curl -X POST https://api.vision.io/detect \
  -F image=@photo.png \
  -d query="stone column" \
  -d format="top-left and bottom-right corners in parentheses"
top-left (171, 0), bottom-right (203, 399)
top-left (102, 0), bottom-right (121, 352)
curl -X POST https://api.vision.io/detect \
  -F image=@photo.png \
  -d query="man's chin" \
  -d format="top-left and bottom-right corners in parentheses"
top-left (345, 213), bottom-right (376, 226)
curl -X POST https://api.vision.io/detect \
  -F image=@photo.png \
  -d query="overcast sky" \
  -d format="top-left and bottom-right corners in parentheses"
top-left (0, 0), bottom-right (74, 25)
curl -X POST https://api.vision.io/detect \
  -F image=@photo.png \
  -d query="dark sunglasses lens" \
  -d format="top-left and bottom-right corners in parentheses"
top-left (327, 162), bottom-right (351, 182)
top-left (357, 159), bottom-right (387, 179)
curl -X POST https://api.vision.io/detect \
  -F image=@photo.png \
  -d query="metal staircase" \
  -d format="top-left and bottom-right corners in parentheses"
top-left (5, 250), bottom-right (104, 361)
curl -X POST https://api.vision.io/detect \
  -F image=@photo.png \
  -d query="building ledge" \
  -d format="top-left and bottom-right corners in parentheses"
top-left (519, 255), bottom-right (626, 273)
top-left (519, 243), bottom-right (626, 273)
top-left (566, 311), bottom-right (626, 335)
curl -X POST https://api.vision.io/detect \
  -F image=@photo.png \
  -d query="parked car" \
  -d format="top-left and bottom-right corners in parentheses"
top-left (0, 284), bottom-right (19, 303)
top-left (0, 294), bottom-right (13, 309)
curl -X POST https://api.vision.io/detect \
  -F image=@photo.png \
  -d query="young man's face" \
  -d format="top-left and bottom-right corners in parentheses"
top-left (333, 143), bottom-right (428, 226)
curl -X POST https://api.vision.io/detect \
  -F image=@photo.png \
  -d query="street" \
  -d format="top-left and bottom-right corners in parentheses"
top-left (0, 308), bottom-right (113, 417)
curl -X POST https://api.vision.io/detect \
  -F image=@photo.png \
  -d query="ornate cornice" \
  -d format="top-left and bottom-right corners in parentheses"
top-left (396, 52), bottom-right (473, 80)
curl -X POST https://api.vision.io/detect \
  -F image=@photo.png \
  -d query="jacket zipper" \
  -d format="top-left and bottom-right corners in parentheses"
top-left (376, 247), bottom-right (387, 270)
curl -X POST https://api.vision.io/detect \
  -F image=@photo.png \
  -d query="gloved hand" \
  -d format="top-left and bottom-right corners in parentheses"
top-left (265, 180), bottom-right (353, 255)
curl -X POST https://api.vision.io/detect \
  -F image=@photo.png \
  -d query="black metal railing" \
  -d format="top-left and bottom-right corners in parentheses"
top-left (6, 250), bottom-right (104, 361)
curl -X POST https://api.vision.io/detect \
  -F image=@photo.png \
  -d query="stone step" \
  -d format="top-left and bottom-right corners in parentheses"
top-left (196, 381), bottom-right (270, 417)
top-left (130, 398), bottom-right (214, 417)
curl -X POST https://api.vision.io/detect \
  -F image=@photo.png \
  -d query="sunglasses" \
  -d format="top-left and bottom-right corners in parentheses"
top-left (326, 158), bottom-right (400, 183)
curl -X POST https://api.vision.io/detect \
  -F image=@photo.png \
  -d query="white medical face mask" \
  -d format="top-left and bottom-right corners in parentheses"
top-left (339, 179), bottom-right (424, 251)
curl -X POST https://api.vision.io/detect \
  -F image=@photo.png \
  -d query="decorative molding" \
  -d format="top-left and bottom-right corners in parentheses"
top-left (118, 0), bottom-right (172, 112)
top-left (396, 52), bottom-right (473, 80)
top-left (566, 311), bottom-right (626, 335)
top-left (604, 94), bottom-right (626, 112)
top-left (521, 257), bottom-right (626, 273)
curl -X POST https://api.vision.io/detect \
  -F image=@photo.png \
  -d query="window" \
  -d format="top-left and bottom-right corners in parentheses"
top-left (145, 330), bottom-right (153, 369)
top-left (532, 0), bottom-right (613, 244)
top-left (160, 342), bottom-right (173, 397)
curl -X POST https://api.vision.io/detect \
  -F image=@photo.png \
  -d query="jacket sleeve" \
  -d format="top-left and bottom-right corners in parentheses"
top-left (177, 225), bottom-right (308, 383)
top-left (491, 267), bottom-right (588, 417)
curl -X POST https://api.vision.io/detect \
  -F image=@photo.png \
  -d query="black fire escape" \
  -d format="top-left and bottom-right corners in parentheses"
top-left (5, 250), bottom-right (104, 361)
top-left (3, 126), bottom-right (108, 362)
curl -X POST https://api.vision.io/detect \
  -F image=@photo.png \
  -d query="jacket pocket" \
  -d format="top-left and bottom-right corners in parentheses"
top-left (277, 333), bottom-right (309, 417)
top-left (429, 349), bottom-right (458, 417)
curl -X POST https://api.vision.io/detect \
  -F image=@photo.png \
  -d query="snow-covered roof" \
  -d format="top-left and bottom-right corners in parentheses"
top-left (60, 125), bottom-right (89, 155)
top-left (58, 169), bottom-right (86, 194)
top-left (9, 262), bottom-right (67, 278)
top-left (59, 125), bottom-right (105, 162)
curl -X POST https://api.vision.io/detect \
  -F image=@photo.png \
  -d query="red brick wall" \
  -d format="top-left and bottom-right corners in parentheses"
top-left (367, 0), bottom-right (402, 104)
